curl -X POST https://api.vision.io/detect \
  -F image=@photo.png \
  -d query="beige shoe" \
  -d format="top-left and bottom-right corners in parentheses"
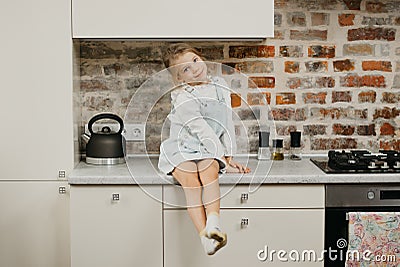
top-left (212, 234), bottom-right (227, 255)
top-left (200, 234), bottom-right (227, 256)
top-left (207, 227), bottom-right (227, 243)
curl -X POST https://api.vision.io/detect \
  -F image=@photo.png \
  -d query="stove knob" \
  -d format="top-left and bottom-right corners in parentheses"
top-left (394, 161), bottom-right (400, 169)
top-left (381, 162), bottom-right (389, 169)
top-left (367, 191), bottom-right (375, 200)
top-left (368, 162), bottom-right (377, 169)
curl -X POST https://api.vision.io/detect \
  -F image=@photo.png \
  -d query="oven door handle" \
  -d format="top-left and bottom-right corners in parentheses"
top-left (380, 190), bottom-right (400, 200)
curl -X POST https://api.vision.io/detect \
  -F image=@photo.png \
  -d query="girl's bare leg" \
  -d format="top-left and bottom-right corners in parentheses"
top-left (197, 159), bottom-right (227, 251)
top-left (172, 161), bottom-right (205, 234)
top-left (196, 159), bottom-right (220, 215)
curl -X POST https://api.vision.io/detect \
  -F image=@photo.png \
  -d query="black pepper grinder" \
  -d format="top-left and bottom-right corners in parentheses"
top-left (289, 131), bottom-right (302, 160)
top-left (258, 130), bottom-right (270, 160)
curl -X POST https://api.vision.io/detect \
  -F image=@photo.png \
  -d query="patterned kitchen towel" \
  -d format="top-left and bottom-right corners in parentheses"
top-left (346, 212), bottom-right (400, 267)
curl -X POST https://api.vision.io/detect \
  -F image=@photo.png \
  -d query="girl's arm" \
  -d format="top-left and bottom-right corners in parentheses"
top-left (216, 78), bottom-right (250, 173)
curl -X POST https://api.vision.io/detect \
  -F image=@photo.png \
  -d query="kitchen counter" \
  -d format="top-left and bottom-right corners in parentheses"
top-left (69, 155), bottom-right (400, 184)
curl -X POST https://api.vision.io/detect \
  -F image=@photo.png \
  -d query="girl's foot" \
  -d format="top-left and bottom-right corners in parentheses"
top-left (205, 212), bottom-right (227, 243)
top-left (206, 226), bottom-right (227, 243)
top-left (213, 235), bottom-right (227, 254)
top-left (200, 235), bottom-right (217, 255)
top-left (200, 232), bottom-right (227, 255)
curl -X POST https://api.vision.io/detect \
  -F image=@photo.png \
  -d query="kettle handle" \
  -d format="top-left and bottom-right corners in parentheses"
top-left (88, 113), bottom-right (124, 135)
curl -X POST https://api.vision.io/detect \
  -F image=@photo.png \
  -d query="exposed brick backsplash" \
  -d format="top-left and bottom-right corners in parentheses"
top-left (276, 92), bottom-right (296, 105)
top-left (303, 92), bottom-right (327, 104)
top-left (347, 27), bottom-right (396, 41)
top-left (78, 0), bottom-right (400, 154)
top-left (231, 94), bottom-right (242, 108)
top-left (358, 90), bottom-right (377, 103)
top-left (284, 61), bottom-right (300, 73)
top-left (343, 44), bottom-right (375, 56)
top-left (333, 59), bottom-right (355, 72)
top-left (308, 45), bottom-right (336, 58)
top-left (247, 92), bottom-right (271, 106)
top-left (305, 61), bottom-right (328, 73)
top-left (338, 14), bottom-right (355, 26)
top-left (249, 77), bottom-right (275, 88)
top-left (362, 61), bottom-right (392, 72)
top-left (229, 46), bottom-right (275, 59)
top-left (290, 30), bottom-right (328, 41)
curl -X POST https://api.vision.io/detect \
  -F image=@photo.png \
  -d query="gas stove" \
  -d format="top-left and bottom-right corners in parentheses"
top-left (311, 150), bottom-right (400, 173)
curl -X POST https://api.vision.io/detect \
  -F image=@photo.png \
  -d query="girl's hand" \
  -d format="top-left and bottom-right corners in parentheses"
top-left (224, 157), bottom-right (251, 173)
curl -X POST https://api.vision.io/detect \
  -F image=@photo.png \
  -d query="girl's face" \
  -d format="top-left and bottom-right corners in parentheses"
top-left (171, 52), bottom-right (208, 84)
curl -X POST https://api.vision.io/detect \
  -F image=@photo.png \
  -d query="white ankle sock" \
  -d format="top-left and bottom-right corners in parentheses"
top-left (206, 212), bottom-right (220, 225)
top-left (205, 212), bottom-right (226, 243)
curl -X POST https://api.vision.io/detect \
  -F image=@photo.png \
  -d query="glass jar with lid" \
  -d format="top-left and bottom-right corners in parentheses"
top-left (271, 139), bottom-right (284, 160)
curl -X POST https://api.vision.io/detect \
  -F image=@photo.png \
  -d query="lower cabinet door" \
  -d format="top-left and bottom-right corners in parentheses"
top-left (70, 185), bottom-right (163, 267)
top-left (0, 181), bottom-right (70, 267)
top-left (164, 209), bottom-right (324, 267)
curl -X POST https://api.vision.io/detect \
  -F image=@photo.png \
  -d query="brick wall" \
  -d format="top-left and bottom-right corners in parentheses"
top-left (78, 0), bottom-right (400, 154)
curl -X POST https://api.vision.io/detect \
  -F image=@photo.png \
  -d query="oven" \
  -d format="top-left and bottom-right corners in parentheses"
top-left (324, 184), bottom-right (400, 267)
top-left (310, 150), bottom-right (400, 266)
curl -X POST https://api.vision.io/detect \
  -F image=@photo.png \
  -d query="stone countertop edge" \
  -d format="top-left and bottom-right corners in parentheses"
top-left (68, 154), bottom-right (400, 185)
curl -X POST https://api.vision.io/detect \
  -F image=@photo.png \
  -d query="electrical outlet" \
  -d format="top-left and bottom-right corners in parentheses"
top-left (123, 124), bottom-right (145, 141)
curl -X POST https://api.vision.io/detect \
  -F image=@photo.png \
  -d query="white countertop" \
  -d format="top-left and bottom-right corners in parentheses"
top-left (68, 155), bottom-right (400, 185)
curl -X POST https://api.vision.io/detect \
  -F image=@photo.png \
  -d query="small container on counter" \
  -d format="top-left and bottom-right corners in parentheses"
top-left (257, 131), bottom-right (270, 160)
top-left (271, 139), bottom-right (284, 160)
top-left (289, 131), bottom-right (302, 161)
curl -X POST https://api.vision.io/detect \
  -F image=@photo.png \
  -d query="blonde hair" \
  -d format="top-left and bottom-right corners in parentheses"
top-left (162, 43), bottom-right (203, 68)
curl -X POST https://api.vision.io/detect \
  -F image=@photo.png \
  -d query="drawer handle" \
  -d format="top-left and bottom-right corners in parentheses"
top-left (58, 186), bottom-right (67, 194)
top-left (58, 170), bottom-right (66, 179)
top-left (240, 193), bottom-right (249, 203)
top-left (112, 193), bottom-right (120, 201)
top-left (241, 218), bottom-right (249, 228)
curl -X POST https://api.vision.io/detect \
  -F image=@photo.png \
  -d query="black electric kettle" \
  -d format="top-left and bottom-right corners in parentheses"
top-left (83, 113), bottom-right (126, 165)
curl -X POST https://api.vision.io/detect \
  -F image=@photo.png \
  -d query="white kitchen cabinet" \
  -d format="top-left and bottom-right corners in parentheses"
top-left (72, 0), bottom-right (274, 38)
top-left (0, 181), bottom-right (70, 267)
top-left (0, 0), bottom-right (74, 180)
top-left (70, 185), bottom-right (163, 267)
top-left (164, 184), bottom-right (324, 209)
top-left (163, 185), bottom-right (324, 267)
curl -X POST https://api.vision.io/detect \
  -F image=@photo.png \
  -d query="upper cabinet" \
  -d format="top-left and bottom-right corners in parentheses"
top-left (0, 0), bottom-right (73, 180)
top-left (72, 0), bottom-right (274, 39)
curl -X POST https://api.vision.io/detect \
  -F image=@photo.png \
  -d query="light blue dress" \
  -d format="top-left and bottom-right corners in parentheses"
top-left (158, 76), bottom-right (237, 175)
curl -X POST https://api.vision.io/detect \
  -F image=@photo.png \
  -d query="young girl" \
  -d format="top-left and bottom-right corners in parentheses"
top-left (158, 43), bottom-right (250, 256)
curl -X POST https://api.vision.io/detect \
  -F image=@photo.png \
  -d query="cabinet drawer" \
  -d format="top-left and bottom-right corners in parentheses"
top-left (164, 209), bottom-right (324, 267)
top-left (163, 185), bottom-right (324, 209)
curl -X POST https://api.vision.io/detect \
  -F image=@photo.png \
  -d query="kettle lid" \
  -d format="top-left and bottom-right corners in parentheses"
top-left (96, 126), bottom-right (115, 135)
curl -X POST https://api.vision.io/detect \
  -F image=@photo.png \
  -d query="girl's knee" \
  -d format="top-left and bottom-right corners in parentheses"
top-left (197, 159), bottom-right (220, 173)
top-left (174, 161), bottom-right (198, 174)
top-left (172, 166), bottom-right (201, 188)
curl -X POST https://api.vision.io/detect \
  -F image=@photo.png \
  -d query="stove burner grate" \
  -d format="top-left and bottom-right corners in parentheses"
top-left (311, 150), bottom-right (400, 174)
